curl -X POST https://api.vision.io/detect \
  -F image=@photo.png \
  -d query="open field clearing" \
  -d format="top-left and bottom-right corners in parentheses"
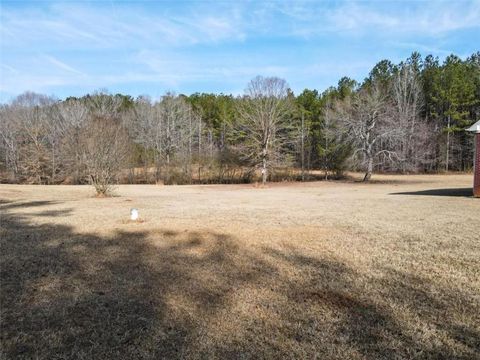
top-left (1, 174), bottom-right (479, 359)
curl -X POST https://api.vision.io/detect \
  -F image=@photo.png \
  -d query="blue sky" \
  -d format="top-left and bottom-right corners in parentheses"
top-left (0, 0), bottom-right (479, 102)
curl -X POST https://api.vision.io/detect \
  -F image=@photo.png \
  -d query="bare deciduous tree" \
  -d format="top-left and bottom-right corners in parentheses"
top-left (9, 92), bottom-right (58, 183)
top-left (130, 93), bottom-right (199, 184)
top-left (157, 93), bottom-right (196, 182)
top-left (336, 83), bottom-right (401, 181)
top-left (130, 96), bottom-right (158, 181)
top-left (0, 104), bottom-right (20, 181)
top-left (81, 116), bottom-right (130, 196)
top-left (392, 65), bottom-right (425, 172)
top-left (237, 76), bottom-right (293, 185)
top-left (58, 99), bottom-right (90, 183)
top-left (87, 90), bottom-right (124, 118)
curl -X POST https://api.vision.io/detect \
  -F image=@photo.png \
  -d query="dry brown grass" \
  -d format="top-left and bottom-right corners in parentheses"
top-left (1, 173), bottom-right (479, 359)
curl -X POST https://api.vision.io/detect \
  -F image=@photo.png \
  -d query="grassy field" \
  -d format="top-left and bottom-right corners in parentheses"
top-left (1, 174), bottom-right (479, 359)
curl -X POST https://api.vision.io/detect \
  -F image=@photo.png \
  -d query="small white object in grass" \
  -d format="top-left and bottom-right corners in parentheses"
top-left (130, 208), bottom-right (139, 221)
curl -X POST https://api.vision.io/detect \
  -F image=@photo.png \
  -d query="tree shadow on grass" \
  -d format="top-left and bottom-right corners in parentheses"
top-left (32, 208), bottom-right (74, 217)
top-left (1, 200), bottom-right (280, 359)
top-left (1, 200), bottom-right (478, 359)
top-left (262, 248), bottom-right (479, 359)
top-left (391, 188), bottom-right (473, 197)
top-left (0, 200), bottom-right (60, 211)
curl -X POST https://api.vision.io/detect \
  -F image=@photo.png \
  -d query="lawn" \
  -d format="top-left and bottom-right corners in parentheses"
top-left (1, 174), bottom-right (479, 359)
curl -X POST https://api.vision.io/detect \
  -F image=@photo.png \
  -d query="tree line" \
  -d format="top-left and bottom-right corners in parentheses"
top-left (0, 52), bottom-right (479, 193)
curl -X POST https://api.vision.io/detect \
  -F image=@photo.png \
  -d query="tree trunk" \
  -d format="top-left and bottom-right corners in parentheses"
top-left (165, 153), bottom-right (170, 184)
top-left (198, 116), bottom-right (202, 183)
top-left (446, 115), bottom-right (450, 172)
top-left (301, 112), bottom-right (305, 181)
top-left (51, 143), bottom-right (55, 184)
top-left (324, 131), bottom-right (328, 180)
top-left (363, 155), bottom-right (373, 182)
top-left (144, 147), bottom-right (149, 183)
top-left (262, 148), bottom-right (267, 185)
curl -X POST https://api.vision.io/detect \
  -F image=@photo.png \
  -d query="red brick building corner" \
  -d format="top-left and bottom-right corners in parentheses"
top-left (466, 121), bottom-right (480, 198)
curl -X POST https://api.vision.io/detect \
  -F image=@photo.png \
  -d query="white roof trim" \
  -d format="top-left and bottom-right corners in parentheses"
top-left (466, 120), bottom-right (480, 133)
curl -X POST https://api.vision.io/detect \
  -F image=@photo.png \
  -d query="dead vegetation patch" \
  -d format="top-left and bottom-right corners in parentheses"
top-left (0, 174), bottom-right (478, 359)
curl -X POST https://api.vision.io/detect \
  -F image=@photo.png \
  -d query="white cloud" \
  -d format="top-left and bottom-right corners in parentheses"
top-left (43, 55), bottom-right (84, 75)
top-left (2, 1), bottom-right (477, 51)
top-left (274, 0), bottom-right (480, 36)
top-left (133, 49), bottom-right (289, 85)
top-left (0, 2), bottom-right (248, 50)
top-left (0, 0), bottom-right (478, 102)
top-left (0, 64), bottom-right (18, 74)
top-left (327, 3), bottom-right (400, 31)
